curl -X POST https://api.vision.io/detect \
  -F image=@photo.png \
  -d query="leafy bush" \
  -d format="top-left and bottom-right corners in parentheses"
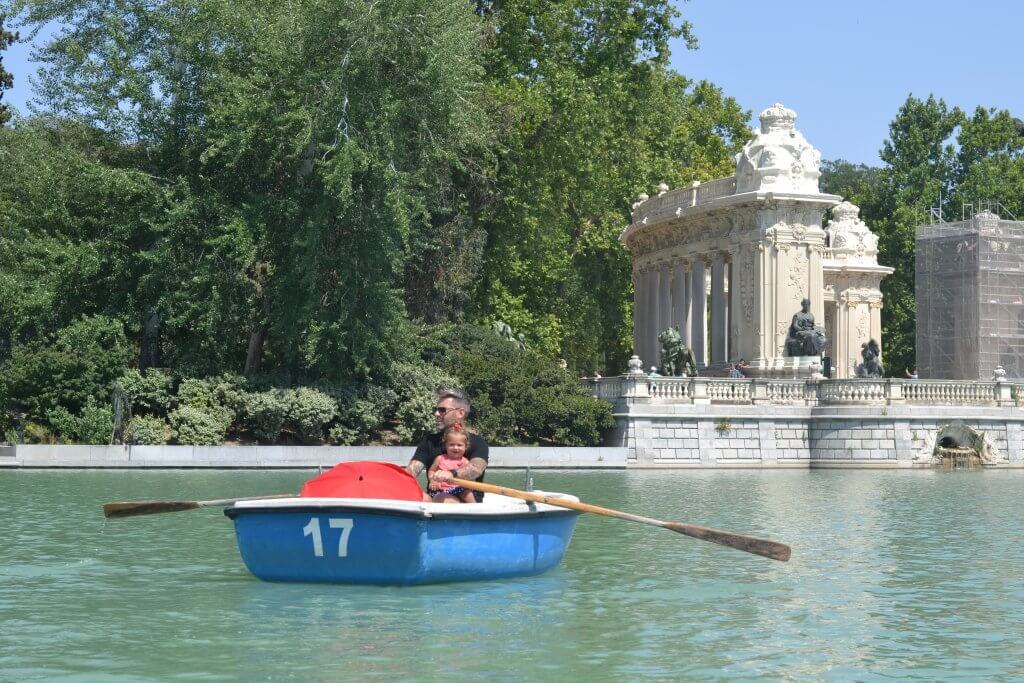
top-left (285, 388), bottom-right (337, 443)
top-left (46, 397), bottom-right (114, 444)
top-left (242, 390), bottom-right (288, 443)
top-left (125, 415), bottom-right (169, 445)
top-left (439, 325), bottom-right (614, 446)
top-left (387, 361), bottom-right (459, 442)
top-left (329, 385), bottom-right (390, 445)
top-left (169, 405), bottom-right (232, 445)
top-left (176, 374), bottom-right (247, 414)
top-left (1, 315), bottom-right (132, 417)
top-left (23, 422), bottom-right (55, 444)
top-left (117, 369), bottom-right (175, 416)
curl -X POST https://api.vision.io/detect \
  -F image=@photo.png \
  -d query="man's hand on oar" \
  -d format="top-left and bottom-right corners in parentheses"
top-left (452, 478), bottom-right (792, 562)
top-left (103, 494), bottom-right (295, 518)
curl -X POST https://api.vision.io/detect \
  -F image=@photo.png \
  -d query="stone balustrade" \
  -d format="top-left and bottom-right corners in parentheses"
top-left (583, 376), bottom-right (1020, 407)
top-left (901, 380), bottom-right (1002, 405)
top-left (647, 377), bottom-right (692, 400)
top-left (629, 176), bottom-right (738, 227)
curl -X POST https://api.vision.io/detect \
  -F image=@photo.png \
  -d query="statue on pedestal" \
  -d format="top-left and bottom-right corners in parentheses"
top-left (658, 327), bottom-right (697, 377)
top-left (855, 339), bottom-right (884, 378)
top-left (784, 298), bottom-right (826, 357)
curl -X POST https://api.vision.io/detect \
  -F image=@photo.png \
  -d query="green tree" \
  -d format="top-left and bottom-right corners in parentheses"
top-left (819, 159), bottom-right (881, 212)
top-left (951, 106), bottom-right (1024, 219)
top-left (2, 315), bottom-right (132, 418)
top-left (0, 120), bottom-right (168, 349)
top-left (871, 95), bottom-right (963, 375)
top-left (471, 0), bottom-right (749, 372)
top-left (866, 97), bottom-right (1024, 375)
top-left (10, 0), bottom-right (493, 382)
top-left (0, 14), bottom-right (15, 125)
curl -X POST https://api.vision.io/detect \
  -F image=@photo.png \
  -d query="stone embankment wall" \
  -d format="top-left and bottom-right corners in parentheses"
top-left (0, 445), bottom-right (626, 469)
top-left (590, 376), bottom-right (1024, 467)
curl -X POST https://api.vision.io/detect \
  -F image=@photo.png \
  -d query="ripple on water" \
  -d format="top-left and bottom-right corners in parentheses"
top-left (5, 469), bottom-right (1024, 681)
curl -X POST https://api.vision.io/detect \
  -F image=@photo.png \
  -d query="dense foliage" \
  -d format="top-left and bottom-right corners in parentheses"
top-left (821, 96), bottom-right (1024, 375)
top-left (0, 0), bottom-right (746, 445)
top-left (469, 1), bottom-right (749, 371)
top-left (0, 14), bottom-right (14, 124)
top-left (5, 3), bottom-right (1012, 442)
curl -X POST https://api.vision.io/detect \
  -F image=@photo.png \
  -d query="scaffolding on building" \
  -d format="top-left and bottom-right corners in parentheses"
top-left (916, 205), bottom-right (1024, 380)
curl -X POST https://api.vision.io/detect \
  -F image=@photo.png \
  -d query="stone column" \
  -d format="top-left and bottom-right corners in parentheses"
top-left (632, 270), bottom-right (641, 360)
top-left (728, 253), bottom-right (740, 361)
top-left (671, 261), bottom-right (688, 341)
top-left (808, 246), bottom-right (825, 324)
top-left (690, 258), bottom-right (707, 369)
top-left (757, 241), bottom-right (777, 365)
top-left (869, 300), bottom-right (883, 351)
top-left (682, 260), bottom-right (693, 347)
top-left (658, 262), bottom-right (672, 341)
top-left (710, 253), bottom-right (727, 368)
top-left (644, 268), bottom-right (659, 369)
top-left (636, 268), bottom-right (652, 368)
top-left (843, 301), bottom-right (860, 378)
top-left (832, 299), bottom-right (845, 378)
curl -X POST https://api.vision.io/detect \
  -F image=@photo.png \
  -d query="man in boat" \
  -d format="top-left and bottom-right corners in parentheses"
top-left (406, 388), bottom-right (490, 502)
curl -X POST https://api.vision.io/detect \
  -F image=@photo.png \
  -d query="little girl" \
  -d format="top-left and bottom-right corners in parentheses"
top-left (428, 422), bottom-right (476, 504)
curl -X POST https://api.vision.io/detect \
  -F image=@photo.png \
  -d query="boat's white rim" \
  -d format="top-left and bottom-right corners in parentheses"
top-left (230, 491), bottom-right (579, 517)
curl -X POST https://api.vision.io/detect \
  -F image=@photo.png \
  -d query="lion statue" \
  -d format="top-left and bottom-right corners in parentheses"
top-left (658, 327), bottom-right (697, 377)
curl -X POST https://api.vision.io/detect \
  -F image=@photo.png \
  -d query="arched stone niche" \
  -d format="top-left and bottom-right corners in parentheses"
top-left (914, 421), bottom-right (1006, 465)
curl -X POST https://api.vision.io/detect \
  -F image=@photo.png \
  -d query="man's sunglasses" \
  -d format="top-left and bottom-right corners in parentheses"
top-left (433, 406), bottom-right (450, 415)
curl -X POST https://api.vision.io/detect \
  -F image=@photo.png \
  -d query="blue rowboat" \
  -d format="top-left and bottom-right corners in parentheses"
top-left (224, 492), bottom-right (580, 585)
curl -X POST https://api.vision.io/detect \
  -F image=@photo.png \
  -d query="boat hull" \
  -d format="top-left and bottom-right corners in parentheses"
top-left (225, 497), bottom-right (580, 585)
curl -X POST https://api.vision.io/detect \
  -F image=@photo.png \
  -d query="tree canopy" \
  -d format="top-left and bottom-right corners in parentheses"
top-left (822, 95), bottom-right (1024, 375)
top-left (0, 0), bottom-right (751, 443)
top-left (0, 13), bottom-right (14, 124)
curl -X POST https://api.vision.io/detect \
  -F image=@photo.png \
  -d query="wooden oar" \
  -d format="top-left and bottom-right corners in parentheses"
top-left (103, 494), bottom-right (295, 519)
top-left (452, 478), bottom-right (791, 562)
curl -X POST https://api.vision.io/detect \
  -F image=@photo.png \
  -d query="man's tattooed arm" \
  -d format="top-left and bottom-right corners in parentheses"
top-left (457, 457), bottom-right (487, 480)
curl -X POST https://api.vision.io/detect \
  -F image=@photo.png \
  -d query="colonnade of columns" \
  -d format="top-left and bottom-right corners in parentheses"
top-left (634, 252), bottom-right (738, 372)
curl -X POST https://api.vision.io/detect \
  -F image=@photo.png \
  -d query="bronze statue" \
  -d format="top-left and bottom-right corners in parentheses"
top-left (658, 327), bottom-right (697, 377)
top-left (784, 298), bottom-right (827, 357)
top-left (855, 338), bottom-right (884, 378)
top-left (492, 320), bottom-right (526, 350)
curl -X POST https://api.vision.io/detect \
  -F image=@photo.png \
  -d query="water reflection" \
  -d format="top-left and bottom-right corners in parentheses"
top-left (4, 469), bottom-right (1024, 681)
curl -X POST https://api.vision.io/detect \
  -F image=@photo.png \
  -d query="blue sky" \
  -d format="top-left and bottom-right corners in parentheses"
top-left (671, 0), bottom-right (1024, 165)
top-left (4, 1), bottom-right (1022, 166)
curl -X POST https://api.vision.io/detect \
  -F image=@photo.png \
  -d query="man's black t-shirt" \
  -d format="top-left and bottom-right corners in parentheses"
top-left (412, 432), bottom-right (489, 502)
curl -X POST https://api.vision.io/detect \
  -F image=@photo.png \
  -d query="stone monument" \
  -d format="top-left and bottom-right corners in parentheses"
top-left (622, 103), bottom-right (892, 377)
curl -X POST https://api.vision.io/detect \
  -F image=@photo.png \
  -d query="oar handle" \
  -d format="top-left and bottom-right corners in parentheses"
top-left (452, 478), bottom-right (791, 562)
top-left (103, 494), bottom-right (295, 518)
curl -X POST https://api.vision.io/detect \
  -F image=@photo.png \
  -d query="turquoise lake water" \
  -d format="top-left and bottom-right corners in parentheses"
top-left (2, 469), bottom-right (1024, 681)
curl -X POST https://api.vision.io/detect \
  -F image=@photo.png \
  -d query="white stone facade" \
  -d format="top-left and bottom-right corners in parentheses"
top-left (622, 103), bottom-right (893, 377)
top-left (589, 375), bottom-right (1024, 467)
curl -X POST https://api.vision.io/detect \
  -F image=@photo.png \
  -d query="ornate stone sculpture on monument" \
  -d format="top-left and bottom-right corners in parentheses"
top-left (855, 339), bottom-right (884, 378)
top-left (734, 103), bottom-right (822, 194)
top-left (658, 327), bottom-right (697, 377)
top-left (622, 102), bottom-right (892, 378)
top-left (783, 299), bottom-right (826, 357)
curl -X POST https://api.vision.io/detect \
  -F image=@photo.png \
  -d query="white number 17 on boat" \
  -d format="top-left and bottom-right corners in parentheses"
top-left (302, 517), bottom-right (354, 558)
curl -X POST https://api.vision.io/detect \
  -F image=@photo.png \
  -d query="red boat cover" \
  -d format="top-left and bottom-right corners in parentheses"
top-left (299, 461), bottom-right (424, 501)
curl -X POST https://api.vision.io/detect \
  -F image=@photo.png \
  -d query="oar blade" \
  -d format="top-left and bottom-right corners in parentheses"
top-left (664, 522), bottom-right (791, 562)
top-left (103, 501), bottom-right (200, 518)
